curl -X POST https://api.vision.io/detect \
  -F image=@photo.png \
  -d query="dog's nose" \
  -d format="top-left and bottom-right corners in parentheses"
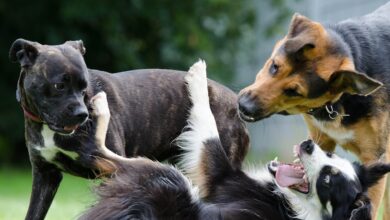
top-left (73, 107), bottom-right (88, 122)
top-left (238, 94), bottom-right (262, 118)
top-left (300, 139), bottom-right (314, 155)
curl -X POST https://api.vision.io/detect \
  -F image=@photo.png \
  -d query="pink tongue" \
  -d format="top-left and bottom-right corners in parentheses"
top-left (64, 124), bottom-right (79, 131)
top-left (275, 164), bottom-right (305, 187)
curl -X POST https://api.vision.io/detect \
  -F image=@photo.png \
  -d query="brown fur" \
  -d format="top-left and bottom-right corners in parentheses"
top-left (239, 13), bottom-right (388, 219)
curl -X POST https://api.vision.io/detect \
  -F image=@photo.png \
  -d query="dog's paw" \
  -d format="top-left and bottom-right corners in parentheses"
top-left (91, 92), bottom-right (110, 117)
top-left (185, 59), bottom-right (209, 105)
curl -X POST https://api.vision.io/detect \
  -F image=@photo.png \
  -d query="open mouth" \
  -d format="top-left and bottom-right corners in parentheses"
top-left (238, 111), bottom-right (271, 122)
top-left (269, 146), bottom-right (310, 194)
top-left (47, 123), bottom-right (80, 135)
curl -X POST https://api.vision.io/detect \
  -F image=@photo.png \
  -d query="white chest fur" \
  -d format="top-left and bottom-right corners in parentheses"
top-left (310, 117), bottom-right (354, 145)
top-left (34, 125), bottom-right (79, 167)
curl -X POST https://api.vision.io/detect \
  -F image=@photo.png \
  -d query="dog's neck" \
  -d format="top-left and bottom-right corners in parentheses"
top-left (21, 104), bottom-right (43, 123)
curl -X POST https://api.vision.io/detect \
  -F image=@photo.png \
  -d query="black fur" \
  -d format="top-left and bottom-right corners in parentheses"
top-left (311, 3), bottom-right (390, 123)
top-left (9, 39), bottom-right (250, 220)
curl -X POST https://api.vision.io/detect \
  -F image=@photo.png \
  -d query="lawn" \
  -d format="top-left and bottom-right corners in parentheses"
top-left (0, 168), bottom-right (95, 220)
top-left (0, 167), bottom-right (385, 220)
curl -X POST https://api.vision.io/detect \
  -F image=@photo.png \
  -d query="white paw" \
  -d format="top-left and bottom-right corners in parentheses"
top-left (91, 92), bottom-right (110, 117)
top-left (185, 59), bottom-right (209, 104)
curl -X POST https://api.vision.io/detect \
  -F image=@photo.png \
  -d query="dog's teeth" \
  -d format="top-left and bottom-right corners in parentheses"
top-left (303, 174), bottom-right (308, 183)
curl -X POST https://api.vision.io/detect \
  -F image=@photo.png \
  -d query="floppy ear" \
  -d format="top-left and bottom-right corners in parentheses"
top-left (349, 193), bottom-right (372, 220)
top-left (9, 39), bottom-right (39, 67)
top-left (65, 40), bottom-right (86, 55)
top-left (328, 70), bottom-right (383, 96)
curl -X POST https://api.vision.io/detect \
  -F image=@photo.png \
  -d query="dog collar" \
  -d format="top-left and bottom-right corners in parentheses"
top-left (307, 102), bottom-right (349, 120)
top-left (21, 105), bottom-right (43, 123)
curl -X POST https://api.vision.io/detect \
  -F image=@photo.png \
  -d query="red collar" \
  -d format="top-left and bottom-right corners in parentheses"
top-left (21, 105), bottom-right (43, 123)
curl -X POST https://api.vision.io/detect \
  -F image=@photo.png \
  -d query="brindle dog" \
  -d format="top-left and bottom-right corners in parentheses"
top-left (9, 39), bottom-right (249, 220)
top-left (238, 3), bottom-right (390, 219)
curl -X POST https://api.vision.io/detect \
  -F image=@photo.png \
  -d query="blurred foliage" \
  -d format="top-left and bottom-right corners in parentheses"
top-left (0, 0), bottom-right (291, 165)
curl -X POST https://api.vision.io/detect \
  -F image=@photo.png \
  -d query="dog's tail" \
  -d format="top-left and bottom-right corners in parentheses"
top-left (176, 60), bottom-right (233, 198)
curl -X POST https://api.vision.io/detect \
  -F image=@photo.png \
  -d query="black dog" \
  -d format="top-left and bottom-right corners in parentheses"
top-left (9, 39), bottom-right (249, 220)
top-left (80, 61), bottom-right (390, 220)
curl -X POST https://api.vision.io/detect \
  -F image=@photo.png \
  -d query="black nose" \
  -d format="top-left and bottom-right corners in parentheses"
top-left (72, 107), bottom-right (88, 122)
top-left (238, 93), bottom-right (262, 118)
top-left (300, 139), bottom-right (314, 155)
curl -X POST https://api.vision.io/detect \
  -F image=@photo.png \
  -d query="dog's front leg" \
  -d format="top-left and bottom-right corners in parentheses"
top-left (91, 92), bottom-right (129, 163)
top-left (25, 164), bottom-right (62, 220)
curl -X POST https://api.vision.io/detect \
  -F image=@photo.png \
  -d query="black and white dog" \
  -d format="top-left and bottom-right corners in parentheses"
top-left (81, 61), bottom-right (390, 220)
top-left (9, 39), bottom-right (249, 220)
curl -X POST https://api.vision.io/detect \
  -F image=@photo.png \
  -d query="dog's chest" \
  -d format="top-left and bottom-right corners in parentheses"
top-left (310, 118), bottom-right (354, 145)
top-left (33, 125), bottom-right (79, 167)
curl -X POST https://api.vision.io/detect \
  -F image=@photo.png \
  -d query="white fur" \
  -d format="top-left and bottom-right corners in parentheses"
top-left (34, 125), bottom-right (79, 169)
top-left (176, 60), bottom-right (219, 187)
top-left (275, 142), bottom-right (357, 219)
top-left (91, 91), bottom-right (133, 162)
top-left (311, 117), bottom-right (354, 145)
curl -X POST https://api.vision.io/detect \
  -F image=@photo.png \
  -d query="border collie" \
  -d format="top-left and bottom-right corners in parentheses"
top-left (80, 60), bottom-right (390, 220)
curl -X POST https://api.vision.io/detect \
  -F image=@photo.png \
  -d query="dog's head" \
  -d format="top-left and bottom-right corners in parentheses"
top-left (238, 13), bottom-right (383, 122)
top-left (268, 140), bottom-right (390, 219)
top-left (10, 39), bottom-right (90, 135)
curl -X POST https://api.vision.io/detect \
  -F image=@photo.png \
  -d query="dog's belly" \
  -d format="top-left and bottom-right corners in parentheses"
top-left (311, 118), bottom-right (354, 145)
top-left (33, 125), bottom-right (79, 170)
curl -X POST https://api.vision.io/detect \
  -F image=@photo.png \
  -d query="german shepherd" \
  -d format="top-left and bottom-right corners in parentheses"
top-left (238, 3), bottom-right (390, 219)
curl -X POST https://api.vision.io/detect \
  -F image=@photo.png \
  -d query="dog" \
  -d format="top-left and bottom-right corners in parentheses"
top-left (9, 39), bottom-right (249, 220)
top-left (79, 60), bottom-right (390, 220)
top-left (238, 3), bottom-right (390, 219)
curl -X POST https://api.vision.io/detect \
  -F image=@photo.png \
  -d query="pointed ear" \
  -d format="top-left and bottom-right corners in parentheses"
top-left (284, 37), bottom-right (315, 56)
top-left (9, 39), bottom-right (40, 67)
top-left (284, 13), bottom-right (317, 58)
top-left (65, 40), bottom-right (86, 55)
top-left (349, 193), bottom-right (371, 220)
top-left (328, 70), bottom-right (383, 96)
top-left (288, 13), bottom-right (315, 37)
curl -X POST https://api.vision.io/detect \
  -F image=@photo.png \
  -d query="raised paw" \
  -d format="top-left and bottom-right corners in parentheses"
top-left (91, 91), bottom-right (110, 118)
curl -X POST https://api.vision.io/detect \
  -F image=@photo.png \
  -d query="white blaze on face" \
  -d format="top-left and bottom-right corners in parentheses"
top-left (300, 143), bottom-right (357, 185)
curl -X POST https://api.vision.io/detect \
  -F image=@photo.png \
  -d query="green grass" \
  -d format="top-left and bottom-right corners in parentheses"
top-left (0, 168), bottom-right (95, 220)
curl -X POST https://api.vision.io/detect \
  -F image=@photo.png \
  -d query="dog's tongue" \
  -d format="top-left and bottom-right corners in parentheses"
top-left (275, 164), bottom-right (305, 187)
top-left (64, 124), bottom-right (79, 132)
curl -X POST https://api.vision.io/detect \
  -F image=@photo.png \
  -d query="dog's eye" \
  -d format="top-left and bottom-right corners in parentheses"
top-left (269, 61), bottom-right (279, 75)
top-left (54, 83), bottom-right (65, 91)
top-left (81, 90), bottom-right (87, 96)
top-left (326, 152), bottom-right (333, 158)
top-left (284, 88), bottom-right (302, 97)
top-left (324, 175), bottom-right (330, 185)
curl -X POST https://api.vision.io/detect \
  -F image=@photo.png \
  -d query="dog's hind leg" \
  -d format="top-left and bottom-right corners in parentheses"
top-left (176, 60), bottom-right (233, 197)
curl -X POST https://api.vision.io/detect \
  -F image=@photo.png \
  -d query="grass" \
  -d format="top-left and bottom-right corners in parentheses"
top-left (0, 168), bottom-right (95, 220)
top-left (0, 167), bottom-right (385, 220)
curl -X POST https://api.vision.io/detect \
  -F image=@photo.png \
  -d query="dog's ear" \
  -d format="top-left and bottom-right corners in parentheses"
top-left (65, 40), bottom-right (86, 55)
top-left (284, 13), bottom-right (317, 59)
top-left (284, 37), bottom-right (315, 57)
top-left (9, 39), bottom-right (39, 67)
top-left (349, 193), bottom-right (372, 220)
top-left (356, 162), bottom-right (390, 189)
top-left (328, 70), bottom-right (383, 96)
top-left (287, 13), bottom-right (314, 38)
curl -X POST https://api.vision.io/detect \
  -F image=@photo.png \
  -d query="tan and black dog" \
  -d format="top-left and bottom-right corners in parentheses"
top-left (238, 3), bottom-right (390, 219)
